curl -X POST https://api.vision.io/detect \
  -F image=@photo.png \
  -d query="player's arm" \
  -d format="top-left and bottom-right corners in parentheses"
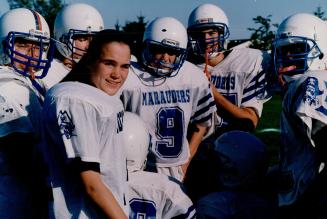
top-left (79, 163), bottom-right (127, 218)
top-left (210, 83), bottom-right (258, 130)
top-left (182, 124), bottom-right (207, 176)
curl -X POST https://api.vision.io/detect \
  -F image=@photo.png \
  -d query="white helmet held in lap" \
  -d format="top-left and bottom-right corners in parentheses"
top-left (123, 112), bottom-right (151, 172)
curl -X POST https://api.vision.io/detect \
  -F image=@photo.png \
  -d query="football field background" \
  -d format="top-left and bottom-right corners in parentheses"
top-left (254, 94), bottom-right (282, 165)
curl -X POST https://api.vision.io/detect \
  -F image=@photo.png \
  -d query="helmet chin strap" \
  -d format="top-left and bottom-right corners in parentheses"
top-left (204, 48), bottom-right (211, 79)
top-left (29, 67), bottom-right (36, 80)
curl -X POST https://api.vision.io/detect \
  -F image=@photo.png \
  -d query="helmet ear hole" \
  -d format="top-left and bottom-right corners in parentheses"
top-left (319, 53), bottom-right (324, 60)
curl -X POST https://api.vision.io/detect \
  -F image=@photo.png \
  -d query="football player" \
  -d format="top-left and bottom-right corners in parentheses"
top-left (42, 30), bottom-right (130, 218)
top-left (273, 13), bottom-right (327, 218)
top-left (184, 3), bottom-right (271, 203)
top-left (120, 17), bottom-right (216, 181)
top-left (0, 8), bottom-right (54, 218)
top-left (123, 112), bottom-right (196, 219)
top-left (196, 131), bottom-right (277, 219)
top-left (43, 3), bottom-right (104, 89)
top-left (187, 3), bottom-right (270, 136)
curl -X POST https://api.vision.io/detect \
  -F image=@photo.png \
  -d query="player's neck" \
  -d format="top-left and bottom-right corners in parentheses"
top-left (208, 52), bottom-right (225, 67)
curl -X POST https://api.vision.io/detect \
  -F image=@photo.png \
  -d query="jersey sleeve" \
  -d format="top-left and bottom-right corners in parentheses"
top-left (190, 82), bottom-right (217, 128)
top-left (295, 76), bottom-right (327, 146)
top-left (55, 98), bottom-right (101, 163)
top-left (0, 81), bottom-right (41, 137)
top-left (241, 51), bottom-right (270, 117)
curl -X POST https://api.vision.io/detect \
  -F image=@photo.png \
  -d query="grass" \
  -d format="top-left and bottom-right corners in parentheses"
top-left (254, 94), bottom-right (282, 165)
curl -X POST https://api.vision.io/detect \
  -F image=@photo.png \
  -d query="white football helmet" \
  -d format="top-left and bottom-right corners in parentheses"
top-left (273, 13), bottom-right (327, 81)
top-left (0, 8), bottom-right (53, 78)
top-left (142, 17), bottom-right (188, 77)
top-left (123, 112), bottom-right (151, 172)
top-left (187, 3), bottom-right (230, 58)
top-left (54, 3), bottom-right (104, 62)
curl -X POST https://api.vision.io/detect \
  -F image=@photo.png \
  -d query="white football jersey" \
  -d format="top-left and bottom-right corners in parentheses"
top-left (128, 171), bottom-right (196, 219)
top-left (42, 58), bottom-right (70, 90)
top-left (279, 70), bottom-right (327, 206)
top-left (0, 66), bottom-right (44, 137)
top-left (0, 66), bottom-right (44, 217)
top-left (42, 82), bottom-right (128, 218)
top-left (121, 61), bottom-right (216, 167)
top-left (198, 48), bottom-right (270, 130)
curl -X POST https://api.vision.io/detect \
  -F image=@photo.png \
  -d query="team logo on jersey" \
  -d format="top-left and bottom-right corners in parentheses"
top-left (117, 110), bottom-right (124, 133)
top-left (315, 81), bottom-right (327, 116)
top-left (303, 77), bottom-right (323, 106)
top-left (58, 110), bottom-right (76, 139)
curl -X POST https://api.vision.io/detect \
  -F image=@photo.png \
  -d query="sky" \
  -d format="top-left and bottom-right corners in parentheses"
top-left (0, 0), bottom-right (327, 39)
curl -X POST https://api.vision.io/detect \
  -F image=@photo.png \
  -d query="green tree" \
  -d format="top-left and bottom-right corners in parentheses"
top-left (248, 15), bottom-right (278, 51)
top-left (314, 6), bottom-right (326, 20)
top-left (7, 0), bottom-right (65, 35)
top-left (121, 15), bottom-right (148, 59)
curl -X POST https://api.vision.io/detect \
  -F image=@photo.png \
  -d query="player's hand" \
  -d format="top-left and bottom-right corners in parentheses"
top-left (181, 163), bottom-right (189, 182)
top-left (278, 65), bottom-right (296, 86)
top-left (278, 65), bottom-right (296, 73)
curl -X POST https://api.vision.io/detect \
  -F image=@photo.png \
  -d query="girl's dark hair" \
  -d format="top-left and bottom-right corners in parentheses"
top-left (62, 29), bottom-right (132, 84)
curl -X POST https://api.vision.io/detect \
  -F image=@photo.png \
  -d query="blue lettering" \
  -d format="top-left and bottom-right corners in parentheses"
top-left (231, 77), bottom-right (235, 89)
top-left (142, 93), bottom-right (147, 105)
top-left (154, 92), bottom-right (160, 105)
top-left (116, 111), bottom-right (124, 133)
top-left (148, 93), bottom-right (154, 105)
top-left (160, 91), bottom-right (167, 104)
top-left (165, 90), bottom-right (172, 103)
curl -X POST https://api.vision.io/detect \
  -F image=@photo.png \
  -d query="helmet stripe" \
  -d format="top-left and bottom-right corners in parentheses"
top-left (30, 10), bottom-right (42, 31)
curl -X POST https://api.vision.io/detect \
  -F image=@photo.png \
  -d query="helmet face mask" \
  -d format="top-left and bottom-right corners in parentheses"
top-left (274, 36), bottom-right (322, 78)
top-left (142, 39), bottom-right (187, 77)
top-left (0, 8), bottom-right (53, 79)
top-left (58, 29), bottom-right (95, 62)
top-left (188, 24), bottom-right (229, 58)
top-left (4, 32), bottom-right (53, 78)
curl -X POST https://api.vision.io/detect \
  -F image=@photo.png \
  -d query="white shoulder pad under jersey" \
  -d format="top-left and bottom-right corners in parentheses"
top-left (279, 70), bottom-right (327, 206)
top-left (128, 171), bottom-right (196, 219)
top-left (121, 61), bottom-right (216, 167)
top-left (42, 59), bottom-right (70, 90)
top-left (201, 48), bottom-right (269, 117)
top-left (43, 81), bottom-right (128, 214)
top-left (0, 66), bottom-right (43, 138)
